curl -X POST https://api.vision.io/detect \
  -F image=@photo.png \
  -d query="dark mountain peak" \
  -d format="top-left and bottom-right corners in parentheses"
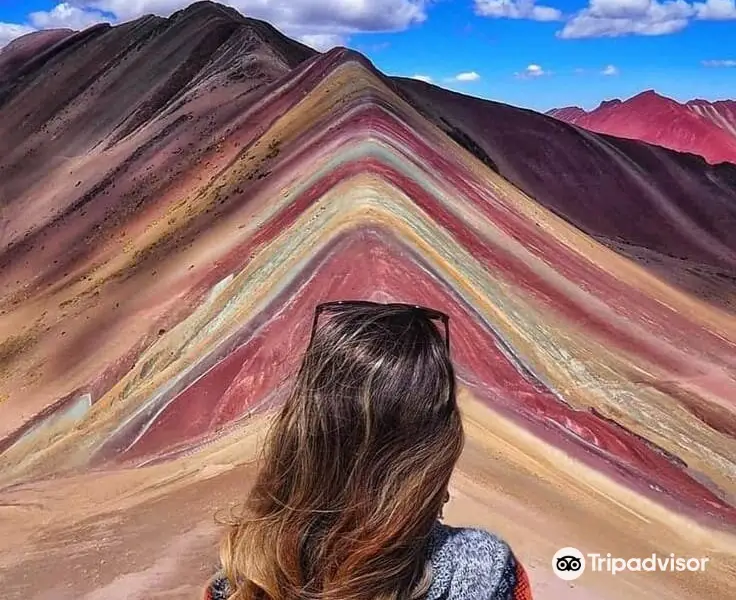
top-left (163, 2), bottom-right (316, 68)
top-left (596, 98), bottom-right (622, 111)
top-left (169, 1), bottom-right (244, 22)
top-left (547, 105), bottom-right (583, 111)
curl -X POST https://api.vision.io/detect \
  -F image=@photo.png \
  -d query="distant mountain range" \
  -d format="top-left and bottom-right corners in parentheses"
top-left (548, 91), bottom-right (736, 166)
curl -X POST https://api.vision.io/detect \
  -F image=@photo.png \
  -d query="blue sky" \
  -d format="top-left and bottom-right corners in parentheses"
top-left (0, 0), bottom-right (734, 112)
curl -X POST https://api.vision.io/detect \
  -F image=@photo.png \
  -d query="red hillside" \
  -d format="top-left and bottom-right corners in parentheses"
top-left (549, 90), bottom-right (736, 165)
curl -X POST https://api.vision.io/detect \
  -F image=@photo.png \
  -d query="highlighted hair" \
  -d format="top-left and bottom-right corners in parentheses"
top-left (220, 304), bottom-right (464, 599)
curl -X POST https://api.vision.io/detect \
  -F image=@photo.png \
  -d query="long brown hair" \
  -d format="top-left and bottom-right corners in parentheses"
top-left (219, 303), bottom-right (464, 600)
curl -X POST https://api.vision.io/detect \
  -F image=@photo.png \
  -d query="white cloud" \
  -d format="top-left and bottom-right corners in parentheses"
top-left (0, 22), bottom-right (36, 48)
top-left (0, 0), bottom-right (429, 50)
top-left (601, 64), bottom-right (619, 74)
top-left (454, 71), bottom-right (480, 81)
top-left (588, 0), bottom-right (652, 17)
top-left (558, 0), bottom-right (695, 37)
top-left (29, 3), bottom-right (108, 30)
top-left (515, 63), bottom-right (551, 78)
top-left (297, 33), bottom-right (345, 51)
top-left (474, 0), bottom-right (563, 21)
top-left (411, 74), bottom-right (433, 82)
top-left (702, 59), bottom-right (736, 66)
top-left (694, 0), bottom-right (736, 18)
top-left (557, 0), bottom-right (736, 38)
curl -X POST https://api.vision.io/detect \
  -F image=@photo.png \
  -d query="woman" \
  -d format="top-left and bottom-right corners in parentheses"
top-left (206, 301), bottom-right (532, 600)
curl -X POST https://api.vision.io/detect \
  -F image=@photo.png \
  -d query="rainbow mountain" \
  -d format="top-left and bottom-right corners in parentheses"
top-left (1, 2), bottom-right (736, 598)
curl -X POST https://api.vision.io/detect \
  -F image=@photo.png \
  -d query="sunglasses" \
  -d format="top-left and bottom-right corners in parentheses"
top-left (310, 300), bottom-right (450, 349)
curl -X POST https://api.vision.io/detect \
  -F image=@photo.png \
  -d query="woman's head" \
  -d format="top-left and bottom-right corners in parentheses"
top-left (220, 301), bottom-right (464, 600)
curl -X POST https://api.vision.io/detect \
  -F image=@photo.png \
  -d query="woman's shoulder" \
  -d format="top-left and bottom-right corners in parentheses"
top-left (430, 521), bottom-right (512, 568)
top-left (428, 522), bottom-right (532, 599)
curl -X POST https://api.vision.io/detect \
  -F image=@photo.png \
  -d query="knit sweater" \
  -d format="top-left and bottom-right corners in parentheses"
top-left (205, 522), bottom-right (533, 600)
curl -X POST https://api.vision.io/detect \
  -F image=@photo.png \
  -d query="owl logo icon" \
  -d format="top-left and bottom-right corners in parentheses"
top-left (552, 547), bottom-right (586, 581)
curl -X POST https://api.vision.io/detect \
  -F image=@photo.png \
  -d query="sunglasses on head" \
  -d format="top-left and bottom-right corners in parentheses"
top-left (310, 300), bottom-right (450, 349)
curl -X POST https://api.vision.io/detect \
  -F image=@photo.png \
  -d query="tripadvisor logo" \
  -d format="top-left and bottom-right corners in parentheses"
top-left (553, 547), bottom-right (585, 581)
top-left (552, 547), bottom-right (710, 579)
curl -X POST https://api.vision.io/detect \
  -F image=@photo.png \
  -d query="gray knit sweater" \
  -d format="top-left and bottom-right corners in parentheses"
top-left (206, 522), bottom-right (530, 600)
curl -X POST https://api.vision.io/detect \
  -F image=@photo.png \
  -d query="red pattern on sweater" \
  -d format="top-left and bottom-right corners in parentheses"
top-left (513, 562), bottom-right (533, 600)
